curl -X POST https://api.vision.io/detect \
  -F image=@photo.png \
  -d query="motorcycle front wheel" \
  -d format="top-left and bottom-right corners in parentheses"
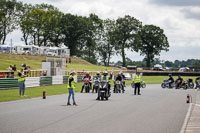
top-left (142, 83), bottom-right (146, 88)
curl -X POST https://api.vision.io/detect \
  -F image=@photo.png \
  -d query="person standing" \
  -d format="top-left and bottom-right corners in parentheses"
top-left (133, 72), bottom-right (142, 95)
top-left (67, 71), bottom-right (77, 106)
top-left (18, 72), bottom-right (26, 96)
top-left (195, 77), bottom-right (200, 89)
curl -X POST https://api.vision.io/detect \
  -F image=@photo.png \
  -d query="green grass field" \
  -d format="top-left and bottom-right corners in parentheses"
top-left (0, 76), bottom-right (198, 102)
top-left (0, 53), bottom-right (118, 71)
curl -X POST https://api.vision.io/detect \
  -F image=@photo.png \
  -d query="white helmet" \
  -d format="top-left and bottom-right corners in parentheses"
top-left (70, 70), bottom-right (76, 74)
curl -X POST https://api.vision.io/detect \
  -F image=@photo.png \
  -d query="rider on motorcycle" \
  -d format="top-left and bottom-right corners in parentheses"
top-left (168, 74), bottom-right (174, 88)
top-left (80, 72), bottom-right (92, 93)
top-left (175, 75), bottom-right (184, 89)
top-left (114, 73), bottom-right (125, 92)
top-left (96, 71), bottom-right (111, 100)
top-left (92, 72), bottom-right (101, 93)
top-left (121, 72), bottom-right (126, 87)
top-left (195, 77), bottom-right (200, 89)
top-left (95, 72), bottom-right (101, 79)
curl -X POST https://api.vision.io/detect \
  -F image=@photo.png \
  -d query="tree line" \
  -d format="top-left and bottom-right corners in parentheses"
top-left (115, 58), bottom-right (200, 69)
top-left (0, 0), bottom-right (170, 67)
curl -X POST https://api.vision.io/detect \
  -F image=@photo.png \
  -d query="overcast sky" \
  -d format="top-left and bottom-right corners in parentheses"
top-left (6, 0), bottom-right (200, 62)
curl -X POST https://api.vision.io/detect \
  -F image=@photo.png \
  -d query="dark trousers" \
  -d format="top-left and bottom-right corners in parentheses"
top-left (134, 83), bottom-right (141, 95)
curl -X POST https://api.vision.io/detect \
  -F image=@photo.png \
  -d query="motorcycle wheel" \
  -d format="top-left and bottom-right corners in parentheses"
top-left (142, 83), bottom-right (146, 88)
top-left (190, 83), bottom-right (194, 89)
top-left (131, 83), bottom-right (135, 88)
top-left (161, 83), bottom-right (165, 88)
top-left (184, 85), bottom-right (188, 90)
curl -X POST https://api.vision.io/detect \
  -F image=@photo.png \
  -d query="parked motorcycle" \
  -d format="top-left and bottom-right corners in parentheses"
top-left (187, 78), bottom-right (194, 89)
top-left (97, 80), bottom-right (111, 100)
top-left (161, 80), bottom-right (175, 88)
top-left (92, 78), bottom-right (100, 93)
top-left (175, 79), bottom-right (188, 89)
top-left (83, 78), bottom-right (90, 93)
top-left (114, 80), bottom-right (123, 93)
top-left (131, 81), bottom-right (146, 88)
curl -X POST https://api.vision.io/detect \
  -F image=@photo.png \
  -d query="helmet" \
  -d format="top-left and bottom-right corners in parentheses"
top-left (86, 72), bottom-right (89, 76)
top-left (96, 72), bottom-right (100, 75)
top-left (70, 70), bottom-right (76, 75)
top-left (103, 71), bottom-right (108, 74)
top-left (103, 71), bottom-right (108, 75)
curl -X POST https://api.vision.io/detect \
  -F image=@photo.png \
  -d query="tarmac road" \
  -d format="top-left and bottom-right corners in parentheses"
top-left (0, 84), bottom-right (197, 133)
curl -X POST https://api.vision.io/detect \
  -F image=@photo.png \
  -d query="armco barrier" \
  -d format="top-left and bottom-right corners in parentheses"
top-left (52, 76), bottom-right (63, 85)
top-left (25, 77), bottom-right (40, 88)
top-left (40, 76), bottom-right (52, 86)
top-left (77, 76), bottom-right (84, 83)
top-left (63, 76), bottom-right (69, 84)
top-left (0, 78), bottom-right (18, 89)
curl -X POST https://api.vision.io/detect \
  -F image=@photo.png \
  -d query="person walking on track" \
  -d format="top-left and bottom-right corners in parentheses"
top-left (67, 71), bottom-right (77, 106)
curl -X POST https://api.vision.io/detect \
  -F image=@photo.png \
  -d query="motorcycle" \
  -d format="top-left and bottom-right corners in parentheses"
top-left (83, 78), bottom-right (91, 93)
top-left (187, 78), bottom-right (194, 89)
top-left (175, 79), bottom-right (188, 89)
top-left (131, 81), bottom-right (146, 88)
top-left (114, 80), bottom-right (123, 93)
top-left (161, 79), bottom-right (175, 88)
top-left (92, 78), bottom-right (100, 93)
top-left (97, 80), bottom-right (111, 100)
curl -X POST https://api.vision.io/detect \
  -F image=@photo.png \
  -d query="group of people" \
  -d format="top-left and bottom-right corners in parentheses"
top-left (80, 71), bottom-right (113, 93)
top-left (167, 74), bottom-right (200, 89)
top-left (66, 71), bottom-right (144, 105)
top-left (7, 64), bottom-right (30, 78)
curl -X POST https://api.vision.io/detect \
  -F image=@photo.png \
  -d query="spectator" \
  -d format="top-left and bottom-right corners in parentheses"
top-left (12, 65), bottom-right (17, 72)
top-left (69, 58), bottom-right (71, 63)
top-left (24, 66), bottom-right (30, 76)
top-left (195, 77), bottom-right (200, 89)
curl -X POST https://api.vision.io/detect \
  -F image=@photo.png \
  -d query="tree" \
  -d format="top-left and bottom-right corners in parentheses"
top-left (18, 3), bottom-right (33, 45)
top-left (165, 61), bottom-right (173, 67)
top-left (114, 15), bottom-right (142, 67)
top-left (83, 14), bottom-right (102, 63)
top-left (20, 4), bottom-right (61, 46)
top-left (61, 14), bottom-right (89, 56)
top-left (0, 0), bottom-right (22, 44)
top-left (138, 25), bottom-right (169, 67)
top-left (97, 19), bottom-right (116, 66)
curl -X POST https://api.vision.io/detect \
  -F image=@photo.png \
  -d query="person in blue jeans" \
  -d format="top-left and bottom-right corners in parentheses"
top-left (195, 77), bottom-right (200, 89)
top-left (67, 71), bottom-right (77, 106)
top-left (18, 72), bottom-right (25, 96)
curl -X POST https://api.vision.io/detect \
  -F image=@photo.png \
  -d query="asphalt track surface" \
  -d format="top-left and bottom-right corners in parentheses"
top-left (0, 84), bottom-right (197, 133)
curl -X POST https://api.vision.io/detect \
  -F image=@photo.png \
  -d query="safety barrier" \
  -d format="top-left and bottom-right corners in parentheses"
top-left (40, 76), bottom-right (52, 86)
top-left (0, 70), bottom-right (47, 78)
top-left (0, 78), bottom-right (18, 89)
top-left (25, 77), bottom-right (40, 88)
top-left (52, 76), bottom-right (63, 85)
top-left (77, 76), bottom-right (84, 82)
top-left (63, 76), bottom-right (69, 84)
